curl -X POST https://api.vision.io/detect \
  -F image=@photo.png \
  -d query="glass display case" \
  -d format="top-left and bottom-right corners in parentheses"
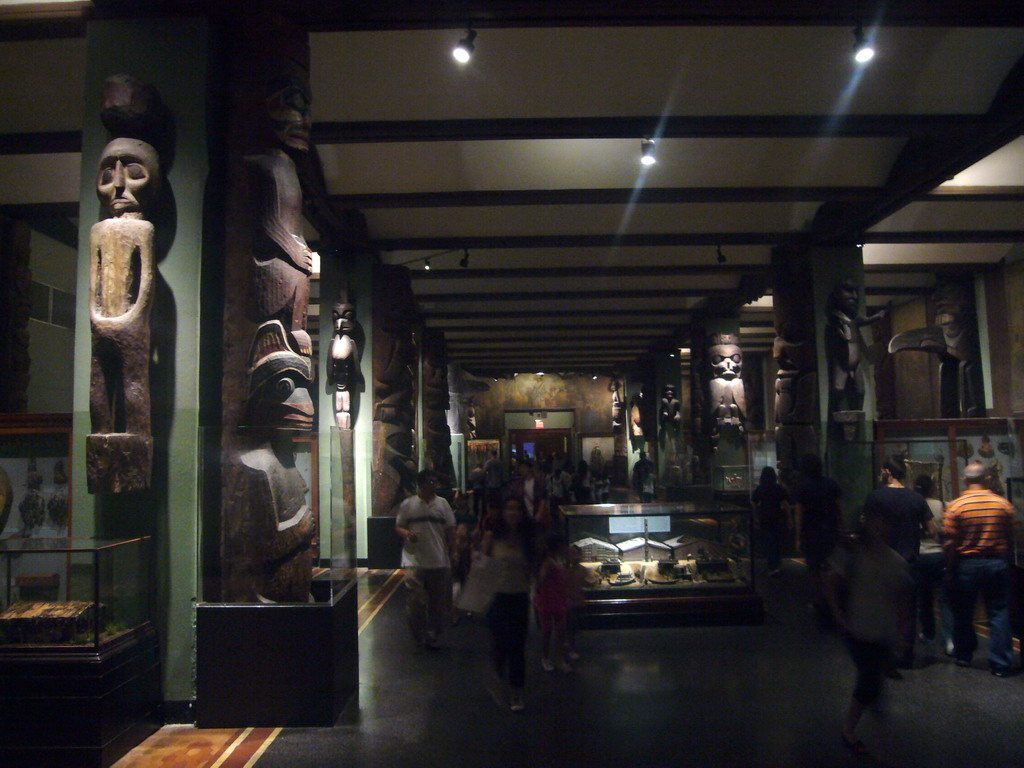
top-left (0, 536), bottom-right (150, 650)
top-left (561, 501), bottom-right (762, 626)
top-left (197, 426), bottom-right (355, 605)
top-left (0, 414), bottom-right (73, 542)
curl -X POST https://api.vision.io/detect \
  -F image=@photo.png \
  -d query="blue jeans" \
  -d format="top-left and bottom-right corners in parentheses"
top-left (950, 557), bottom-right (1013, 672)
top-left (913, 551), bottom-right (952, 642)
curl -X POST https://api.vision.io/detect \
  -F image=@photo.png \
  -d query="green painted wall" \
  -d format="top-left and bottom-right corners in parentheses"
top-left (72, 18), bottom-right (210, 704)
top-left (27, 231), bottom-right (77, 413)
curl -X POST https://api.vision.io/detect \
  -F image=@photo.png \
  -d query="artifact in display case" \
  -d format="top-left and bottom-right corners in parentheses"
top-left (0, 414), bottom-right (73, 541)
top-left (0, 536), bottom-right (150, 650)
top-left (562, 502), bottom-right (762, 626)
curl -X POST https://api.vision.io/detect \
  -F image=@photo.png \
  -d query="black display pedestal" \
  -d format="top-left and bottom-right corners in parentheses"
top-left (195, 580), bottom-right (358, 727)
top-left (0, 625), bottom-right (161, 768)
top-left (366, 515), bottom-right (401, 569)
top-left (580, 591), bottom-right (765, 629)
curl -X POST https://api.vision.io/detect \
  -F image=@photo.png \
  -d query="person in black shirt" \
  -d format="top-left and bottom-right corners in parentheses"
top-left (792, 453), bottom-right (843, 623)
top-left (861, 459), bottom-right (934, 665)
top-left (752, 466), bottom-right (790, 576)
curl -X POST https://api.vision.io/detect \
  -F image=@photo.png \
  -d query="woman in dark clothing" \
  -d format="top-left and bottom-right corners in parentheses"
top-left (481, 496), bottom-right (535, 712)
top-left (752, 466), bottom-right (790, 576)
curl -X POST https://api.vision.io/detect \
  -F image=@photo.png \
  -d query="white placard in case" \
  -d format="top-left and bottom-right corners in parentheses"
top-left (608, 516), bottom-right (671, 534)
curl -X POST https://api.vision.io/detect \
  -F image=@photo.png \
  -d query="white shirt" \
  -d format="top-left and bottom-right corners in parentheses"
top-left (396, 494), bottom-right (455, 569)
top-left (829, 540), bottom-right (911, 646)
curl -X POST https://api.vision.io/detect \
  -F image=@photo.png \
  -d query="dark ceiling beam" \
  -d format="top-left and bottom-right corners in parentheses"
top-left (377, 233), bottom-right (779, 250)
top-left (418, 287), bottom-right (735, 303)
top-left (0, 131), bottom-right (82, 155)
top-left (811, 52), bottom-right (1024, 244)
top-left (409, 264), bottom-right (767, 281)
top-left (292, 0), bottom-right (1024, 30)
top-left (314, 115), bottom-right (986, 144)
top-left (382, 229), bottom-right (1024, 252)
top-left (424, 309), bottom-right (688, 320)
top-left (335, 187), bottom-right (880, 209)
top-left (864, 262), bottom-right (1003, 274)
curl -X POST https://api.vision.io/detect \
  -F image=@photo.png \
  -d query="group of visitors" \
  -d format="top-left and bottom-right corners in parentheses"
top-left (755, 453), bottom-right (1019, 756)
top-left (395, 465), bottom-right (586, 713)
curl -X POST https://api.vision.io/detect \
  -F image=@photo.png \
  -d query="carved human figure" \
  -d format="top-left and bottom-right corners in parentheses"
top-left (610, 376), bottom-right (625, 434)
top-left (825, 278), bottom-right (883, 413)
top-left (422, 329), bottom-right (455, 491)
top-left (708, 334), bottom-right (746, 451)
top-left (888, 278), bottom-right (984, 418)
top-left (327, 288), bottom-right (360, 430)
top-left (773, 319), bottom-right (818, 473)
top-left (244, 57), bottom-right (315, 426)
top-left (466, 397), bottom-right (478, 440)
top-left (659, 384), bottom-right (681, 434)
top-left (87, 136), bottom-right (160, 492)
top-left (236, 438), bottom-right (315, 602)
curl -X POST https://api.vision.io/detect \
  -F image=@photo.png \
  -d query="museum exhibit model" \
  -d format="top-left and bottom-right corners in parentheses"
top-left (562, 501), bottom-right (762, 627)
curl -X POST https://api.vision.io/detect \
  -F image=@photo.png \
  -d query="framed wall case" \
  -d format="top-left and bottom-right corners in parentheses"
top-left (562, 501), bottom-right (763, 627)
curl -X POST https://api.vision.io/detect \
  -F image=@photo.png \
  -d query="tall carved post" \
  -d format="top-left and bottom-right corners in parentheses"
top-left (86, 75), bottom-right (170, 493)
top-left (327, 282), bottom-right (361, 430)
top-left (772, 249), bottom-right (818, 481)
top-left (689, 324), bottom-right (710, 484)
top-left (422, 329), bottom-right (455, 493)
top-left (372, 263), bottom-right (418, 515)
top-left (610, 374), bottom-right (629, 486)
top-left (219, 15), bottom-right (316, 602)
top-left (707, 332), bottom-right (746, 453)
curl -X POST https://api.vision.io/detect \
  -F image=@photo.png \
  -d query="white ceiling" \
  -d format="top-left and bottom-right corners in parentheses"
top-left (1, 6), bottom-right (1023, 374)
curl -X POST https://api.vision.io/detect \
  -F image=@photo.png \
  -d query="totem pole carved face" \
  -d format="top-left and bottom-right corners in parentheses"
top-left (831, 278), bottom-right (860, 318)
top-left (246, 320), bottom-right (314, 429)
top-left (96, 138), bottom-right (162, 217)
top-left (933, 280), bottom-right (972, 338)
top-left (333, 301), bottom-right (355, 334)
top-left (266, 61), bottom-right (312, 153)
top-left (710, 342), bottom-right (742, 381)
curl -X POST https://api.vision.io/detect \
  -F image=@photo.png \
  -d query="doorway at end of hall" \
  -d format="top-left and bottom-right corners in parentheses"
top-left (508, 429), bottom-right (571, 468)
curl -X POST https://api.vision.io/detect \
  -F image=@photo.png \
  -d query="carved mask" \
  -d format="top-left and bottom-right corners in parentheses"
top-left (266, 61), bottom-right (312, 153)
top-left (710, 343), bottom-right (742, 380)
top-left (333, 302), bottom-right (355, 334)
top-left (96, 138), bottom-right (162, 217)
top-left (831, 279), bottom-right (860, 318)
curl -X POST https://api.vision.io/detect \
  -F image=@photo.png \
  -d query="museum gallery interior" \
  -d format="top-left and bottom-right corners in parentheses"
top-left (0, 1), bottom-right (1023, 766)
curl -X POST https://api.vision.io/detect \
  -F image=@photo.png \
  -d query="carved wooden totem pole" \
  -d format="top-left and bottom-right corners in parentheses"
top-left (707, 333), bottom-right (746, 453)
top-left (422, 329), bottom-right (455, 493)
top-left (220, 19), bottom-right (317, 602)
top-left (327, 282), bottom-right (360, 430)
top-left (372, 264), bottom-right (418, 514)
top-left (86, 75), bottom-right (169, 493)
top-left (825, 277), bottom-right (884, 438)
top-left (773, 255), bottom-right (818, 479)
top-left (888, 277), bottom-right (984, 418)
top-left (609, 375), bottom-right (629, 485)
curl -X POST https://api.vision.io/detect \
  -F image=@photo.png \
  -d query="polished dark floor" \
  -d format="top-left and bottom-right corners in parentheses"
top-left (259, 564), bottom-right (1024, 768)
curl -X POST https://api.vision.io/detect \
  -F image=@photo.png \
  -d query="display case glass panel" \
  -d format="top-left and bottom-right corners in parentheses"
top-left (0, 414), bottom-right (73, 541)
top-left (0, 536), bottom-right (150, 650)
top-left (561, 502), bottom-right (753, 596)
top-left (197, 426), bottom-right (355, 605)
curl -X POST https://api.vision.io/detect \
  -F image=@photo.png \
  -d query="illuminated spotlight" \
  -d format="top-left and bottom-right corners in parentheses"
top-left (453, 27), bottom-right (477, 64)
top-left (424, 258), bottom-right (431, 270)
top-left (592, 375), bottom-right (598, 380)
top-left (537, 372), bottom-right (544, 376)
top-left (640, 138), bottom-right (656, 166)
top-left (853, 25), bottom-right (875, 64)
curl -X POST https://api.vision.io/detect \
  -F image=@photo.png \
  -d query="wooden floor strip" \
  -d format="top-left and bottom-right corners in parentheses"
top-left (359, 570), bottom-right (404, 635)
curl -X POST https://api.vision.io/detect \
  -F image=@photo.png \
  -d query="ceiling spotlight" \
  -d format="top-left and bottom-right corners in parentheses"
top-left (453, 27), bottom-right (476, 64)
top-left (716, 245), bottom-right (727, 265)
top-left (853, 25), bottom-right (875, 64)
top-left (592, 375), bottom-right (598, 380)
top-left (537, 372), bottom-right (544, 376)
top-left (640, 138), bottom-right (656, 166)
top-left (459, 248), bottom-right (470, 268)
top-left (424, 258), bottom-right (431, 270)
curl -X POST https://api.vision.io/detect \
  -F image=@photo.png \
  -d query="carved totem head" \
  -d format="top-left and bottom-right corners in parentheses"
top-left (709, 334), bottom-right (742, 381)
top-left (96, 138), bottom-right (162, 218)
top-left (246, 320), bottom-right (314, 430)
top-left (830, 278), bottom-right (860, 318)
top-left (266, 59), bottom-right (312, 153)
top-left (333, 301), bottom-right (356, 335)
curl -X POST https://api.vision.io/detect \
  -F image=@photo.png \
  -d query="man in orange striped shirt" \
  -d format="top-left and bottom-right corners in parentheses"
top-left (942, 462), bottom-right (1017, 677)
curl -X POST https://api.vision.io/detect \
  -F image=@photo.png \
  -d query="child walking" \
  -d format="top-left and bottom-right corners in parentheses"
top-left (535, 534), bottom-right (573, 672)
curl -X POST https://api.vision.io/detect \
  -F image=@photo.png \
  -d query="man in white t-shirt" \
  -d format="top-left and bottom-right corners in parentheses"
top-left (396, 469), bottom-right (456, 648)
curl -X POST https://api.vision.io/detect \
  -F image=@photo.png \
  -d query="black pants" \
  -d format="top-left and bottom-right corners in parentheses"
top-left (488, 591), bottom-right (530, 688)
top-left (844, 636), bottom-right (890, 705)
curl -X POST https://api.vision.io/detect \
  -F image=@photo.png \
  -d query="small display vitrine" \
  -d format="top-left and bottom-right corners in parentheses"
top-left (562, 501), bottom-right (763, 627)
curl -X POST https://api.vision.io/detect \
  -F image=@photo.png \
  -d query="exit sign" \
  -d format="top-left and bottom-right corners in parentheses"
top-left (535, 420), bottom-right (544, 429)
